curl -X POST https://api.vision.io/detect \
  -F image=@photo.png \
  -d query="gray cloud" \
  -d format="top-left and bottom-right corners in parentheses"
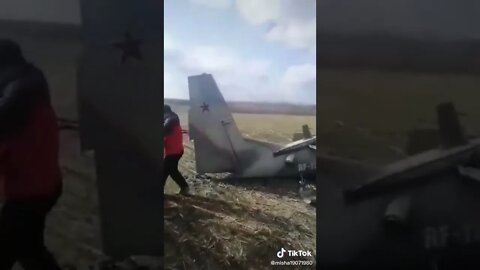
top-left (236, 0), bottom-right (316, 53)
top-left (164, 35), bottom-right (316, 104)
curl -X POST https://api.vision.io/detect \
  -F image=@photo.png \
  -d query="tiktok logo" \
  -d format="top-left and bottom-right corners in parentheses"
top-left (277, 248), bottom-right (287, 258)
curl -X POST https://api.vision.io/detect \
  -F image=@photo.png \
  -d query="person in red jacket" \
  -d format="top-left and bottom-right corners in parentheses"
top-left (0, 39), bottom-right (62, 270)
top-left (163, 105), bottom-right (189, 195)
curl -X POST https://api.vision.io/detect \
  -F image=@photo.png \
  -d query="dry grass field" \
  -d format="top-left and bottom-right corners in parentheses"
top-left (163, 104), bottom-right (316, 194)
top-left (315, 69), bottom-right (480, 165)
top-left (7, 19), bottom-right (480, 270)
top-left (4, 25), bottom-right (479, 267)
top-left (169, 104), bottom-right (316, 143)
top-left (0, 22), bottom-right (316, 269)
top-left (3, 106), bottom-right (317, 269)
top-left (163, 105), bottom-right (317, 269)
top-left (33, 68), bottom-right (480, 269)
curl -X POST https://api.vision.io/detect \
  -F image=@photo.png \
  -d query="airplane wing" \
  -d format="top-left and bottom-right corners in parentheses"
top-left (273, 136), bottom-right (316, 157)
top-left (347, 139), bottom-right (480, 200)
top-left (458, 166), bottom-right (480, 182)
top-left (78, 0), bottom-right (163, 258)
top-left (345, 102), bottom-right (476, 200)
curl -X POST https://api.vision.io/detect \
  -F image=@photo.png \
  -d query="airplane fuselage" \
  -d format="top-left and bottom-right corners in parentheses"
top-left (234, 138), bottom-right (316, 182)
top-left (317, 170), bottom-right (480, 269)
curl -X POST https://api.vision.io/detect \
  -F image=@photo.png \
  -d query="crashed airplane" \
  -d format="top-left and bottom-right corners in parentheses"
top-left (317, 102), bottom-right (480, 269)
top-left (184, 73), bottom-right (387, 206)
top-left (186, 73), bottom-right (316, 184)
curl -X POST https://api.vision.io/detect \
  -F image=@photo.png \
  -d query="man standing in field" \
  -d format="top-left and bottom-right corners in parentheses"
top-left (0, 39), bottom-right (62, 269)
top-left (163, 105), bottom-right (190, 195)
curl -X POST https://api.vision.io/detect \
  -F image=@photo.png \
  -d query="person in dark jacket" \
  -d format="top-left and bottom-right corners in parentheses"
top-left (0, 39), bottom-right (62, 270)
top-left (163, 105), bottom-right (189, 195)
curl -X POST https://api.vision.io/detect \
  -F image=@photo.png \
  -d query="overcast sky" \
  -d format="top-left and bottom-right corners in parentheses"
top-left (2, 0), bottom-right (478, 103)
top-left (0, 0), bottom-right (316, 104)
top-left (164, 0), bottom-right (316, 104)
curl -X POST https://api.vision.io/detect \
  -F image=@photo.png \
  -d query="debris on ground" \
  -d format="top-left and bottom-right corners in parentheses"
top-left (164, 174), bottom-right (316, 270)
top-left (4, 130), bottom-right (315, 269)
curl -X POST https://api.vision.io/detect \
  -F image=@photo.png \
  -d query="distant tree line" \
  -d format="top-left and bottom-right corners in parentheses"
top-left (165, 99), bottom-right (316, 116)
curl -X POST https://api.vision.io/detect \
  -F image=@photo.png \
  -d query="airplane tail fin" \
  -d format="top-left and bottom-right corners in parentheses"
top-left (293, 124), bottom-right (312, 141)
top-left (404, 102), bottom-right (467, 155)
top-left (437, 102), bottom-right (467, 148)
top-left (302, 125), bottom-right (312, 138)
top-left (188, 74), bottom-right (245, 174)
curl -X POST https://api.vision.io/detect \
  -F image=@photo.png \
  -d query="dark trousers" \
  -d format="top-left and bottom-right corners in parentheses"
top-left (163, 152), bottom-right (188, 190)
top-left (0, 194), bottom-right (61, 270)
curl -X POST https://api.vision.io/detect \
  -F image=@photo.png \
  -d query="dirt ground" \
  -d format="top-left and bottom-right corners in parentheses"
top-left (162, 107), bottom-right (318, 269)
top-left (164, 142), bottom-right (316, 270)
top-left (4, 114), bottom-right (316, 269)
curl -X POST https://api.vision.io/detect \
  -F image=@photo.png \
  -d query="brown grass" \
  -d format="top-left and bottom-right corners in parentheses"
top-left (163, 110), bottom-right (316, 269)
top-left (23, 115), bottom-right (316, 269)
top-left (164, 182), bottom-right (316, 270)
